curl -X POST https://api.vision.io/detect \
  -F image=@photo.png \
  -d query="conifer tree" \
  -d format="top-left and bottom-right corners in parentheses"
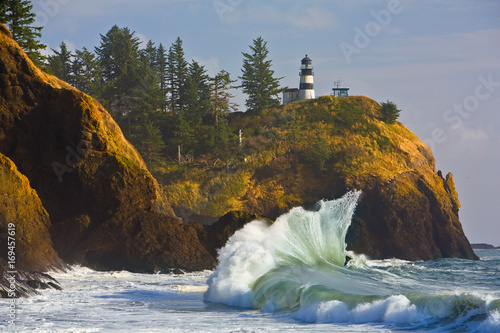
top-left (46, 41), bottom-right (72, 82)
top-left (95, 25), bottom-right (141, 116)
top-left (210, 70), bottom-right (238, 124)
top-left (166, 37), bottom-right (188, 113)
top-left (71, 47), bottom-right (103, 96)
top-left (157, 45), bottom-right (168, 90)
top-left (141, 40), bottom-right (157, 70)
top-left (183, 60), bottom-right (210, 122)
top-left (213, 120), bottom-right (235, 162)
top-left (240, 37), bottom-right (283, 114)
top-left (132, 63), bottom-right (164, 118)
top-left (0, 0), bottom-right (46, 66)
top-left (130, 121), bottom-right (166, 168)
top-left (95, 25), bottom-right (121, 83)
top-left (156, 43), bottom-right (168, 111)
top-left (379, 100), bottom-right (401, 124)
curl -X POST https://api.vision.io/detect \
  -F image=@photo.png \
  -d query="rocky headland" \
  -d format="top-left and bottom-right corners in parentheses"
top-left (164, 96), bottom-right (478, 261)
top-left (0, 24), bottom-right (214, 283)
top-left (0, 23), bottom-right (477, 296)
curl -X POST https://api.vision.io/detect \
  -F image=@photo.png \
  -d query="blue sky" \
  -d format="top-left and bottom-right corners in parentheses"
top-left (33, 0), bottom-right (500, 245)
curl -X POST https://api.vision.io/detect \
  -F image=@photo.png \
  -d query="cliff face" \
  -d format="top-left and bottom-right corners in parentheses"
top-left (0, 153), bottom-right (63, 271)
top-left (0, 153), bottom-right (65, 296)
top-left (0, 21), bottom-right (476, 279)
top-left (0, 25), bottom-right (214, 273)
top-left (165, 96), bottom-right (478, 261)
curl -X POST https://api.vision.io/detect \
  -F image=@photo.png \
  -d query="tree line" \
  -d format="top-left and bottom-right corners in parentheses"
top-left (0, 1), bottom-right (284, 168)
top-left (45, 28), bottom-right (243, 166)
top-left (44, 28), bottom-right (283, 167)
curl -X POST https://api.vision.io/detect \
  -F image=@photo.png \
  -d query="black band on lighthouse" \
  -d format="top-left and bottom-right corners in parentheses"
top-left (299, 83), bottom-right (314, 90)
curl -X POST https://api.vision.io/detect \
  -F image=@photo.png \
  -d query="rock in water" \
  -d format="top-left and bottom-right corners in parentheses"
top-left (0, 24), bottom-right (214, 272)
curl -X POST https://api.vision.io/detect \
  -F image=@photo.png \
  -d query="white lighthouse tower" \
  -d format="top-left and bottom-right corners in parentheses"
top-left (299, 55), bottom-right (315, 100)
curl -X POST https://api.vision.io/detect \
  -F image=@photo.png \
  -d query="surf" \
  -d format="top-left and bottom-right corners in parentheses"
top-left (204, 191), bottom-right (500, 332)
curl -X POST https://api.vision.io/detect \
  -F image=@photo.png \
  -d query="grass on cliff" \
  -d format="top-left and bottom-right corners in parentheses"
top-left (155, 96), bottom-right (434, 220)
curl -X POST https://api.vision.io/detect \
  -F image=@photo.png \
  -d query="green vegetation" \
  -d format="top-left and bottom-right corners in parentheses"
top-left (0, 0), bottom-right (46, 66)
top-left (159, 95), bottom-right (419, 220)
top-left (380, 100), bottom-right (401, 123)
top-left (44, 25), bottom-right (243, 170)
top-left (240, 37), bottom-right (284, 114)
top-left (13, 22), bottom-right (409, 220)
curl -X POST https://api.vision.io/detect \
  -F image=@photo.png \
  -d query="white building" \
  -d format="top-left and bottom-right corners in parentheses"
top-left (283, 55), bottom-right (316, 105)
top-left (283, 88), bottom-right (299, 105)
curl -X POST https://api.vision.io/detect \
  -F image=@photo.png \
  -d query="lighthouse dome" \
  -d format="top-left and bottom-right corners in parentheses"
top-left (301, 55), bottom-right (312, 65)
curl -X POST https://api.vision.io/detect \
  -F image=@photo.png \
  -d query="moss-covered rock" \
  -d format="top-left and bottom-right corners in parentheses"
top-left (0, 24), bottom-right (213, 272)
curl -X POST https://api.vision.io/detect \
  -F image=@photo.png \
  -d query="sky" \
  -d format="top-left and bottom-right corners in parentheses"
top-left (32, 0), bottom-right (500, 246)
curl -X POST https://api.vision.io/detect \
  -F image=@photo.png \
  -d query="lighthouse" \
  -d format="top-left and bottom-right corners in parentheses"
top-left (282, 55), bottom-right (317, 105)
top-left (299, 55), bottom-right (315, 100)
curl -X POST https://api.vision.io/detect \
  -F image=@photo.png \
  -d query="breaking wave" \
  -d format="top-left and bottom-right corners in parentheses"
top-left (205, 191), bottom-right (500, 332)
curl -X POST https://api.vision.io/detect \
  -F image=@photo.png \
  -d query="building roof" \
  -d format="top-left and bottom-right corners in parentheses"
top-left (284, 88), bottom-right (299, 92)
top-left (301, 54), bottom-right (312, 64)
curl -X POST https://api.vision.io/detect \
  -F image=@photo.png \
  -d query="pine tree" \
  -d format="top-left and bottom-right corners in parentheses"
top-left (166, 37), bottom-right (188, 113)
top-left (240, 37), bottom-right (283, 114)
top-left (95, 25), bottom-right (141, 116)
top-left (0, 0), bottom-right (46, 66)
top-left (174, 111), bottom-right (196, 155)
top-left (71, 47), bottom-right (103, 96)
top-left (183, 60), bottom-right (210, 122)
top-left (156, 43), bottom-right (168, 111)
top-left (210, 70), bottom-right (238, 124)
top-left (46, 41), bottom-right (72, 82)
top-left (95, 25), bottom-right (121, 83)
top-left (132, 60), bottom-right (164, 118)
top-left (379, 100), bottom-right (401, 124)
top-left (213, 120), bottom-right (236, 165)
top-left (141, 40), bottom-right (157, 70)
top-left (129, 121), bottom-right (166, 168)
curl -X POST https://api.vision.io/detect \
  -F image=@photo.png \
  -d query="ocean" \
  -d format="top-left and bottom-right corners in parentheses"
top-left (4, 192), bottom-right (500, 332)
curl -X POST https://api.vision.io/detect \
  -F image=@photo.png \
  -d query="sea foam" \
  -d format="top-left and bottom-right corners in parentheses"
top-left (205, 191), bottom-right (500, 332)
top-left (204, 191), bottom-right (361, 308)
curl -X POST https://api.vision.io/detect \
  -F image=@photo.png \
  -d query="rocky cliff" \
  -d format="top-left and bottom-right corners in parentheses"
top-left (164, 96), bottom-right (478, 261)
top-left (0, 21), bottom-right (477, 289)
top-left (0, 24), bottom-right (214, 275)
top-left (0, 153), bottom-right (64, 297)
